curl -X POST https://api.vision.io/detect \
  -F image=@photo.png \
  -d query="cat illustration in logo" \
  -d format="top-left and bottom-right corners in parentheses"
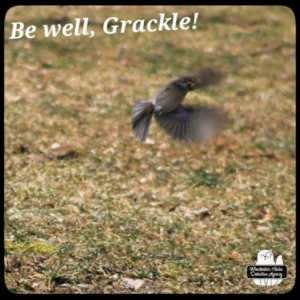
top-left (253, 249), bottom-right (283, 286)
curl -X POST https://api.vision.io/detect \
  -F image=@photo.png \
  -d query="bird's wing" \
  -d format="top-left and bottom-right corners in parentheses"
top-left (188, 69), bottom-right (224, 90)
top-left (155, 105), bottom-right (228, 142)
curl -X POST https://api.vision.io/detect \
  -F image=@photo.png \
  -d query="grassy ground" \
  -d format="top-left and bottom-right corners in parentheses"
top-left (4, 6), bottom-right (295, 293)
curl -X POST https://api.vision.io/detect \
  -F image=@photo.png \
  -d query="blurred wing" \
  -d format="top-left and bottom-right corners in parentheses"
top-left (174, 69), bottom-right (224, 91)
top-left (155, 105), bottom-right (227, 142)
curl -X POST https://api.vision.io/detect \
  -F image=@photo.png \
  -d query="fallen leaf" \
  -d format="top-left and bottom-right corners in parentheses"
top-left (140, 177), bottom-right (148, 183)
top-left (122, 278), bottom-right (144, 290)
top-left (179, 206), bottom-right (209, 219)
top-left (32, 282), bottom-right (40, 288)
top-left (226, 254), bottom-right (241, 261)
top-left (263, 213), bottom-right (272, 221)
top-left (178, 206), bottom-right (189, 212)
top-left (252, 209), bottom-right (267, 221)
top-left (32, 272), bottom-right (44, 278)
top-left (60, 283), bottom-right (70, 287)
top-left (220, 208), bottom-right (230, 215)
top-left (151, 202), bottom-right (165, 207)
top-left (192, 208), bottom-right (210, 219)
top-left (144, 138), bottom-right (155, 144)
top-left (77, 284), bottom-right (90, 288)
top-left (51, 143), bottom-right (60, 149)
top-left (228, 145), bottom-right (237, 152)
top-left (55, 150), bottom-right (77, 159)
top-left (69, 197), bottom-right (84, 205)
top-left (103, 147), bottom-right (115, 154)
top-left (256, 226), bottom-right (270, 231)
top-left (168, 205), bottom-right (177, 212)
top-left (96, 223), bottom-right (104, 230)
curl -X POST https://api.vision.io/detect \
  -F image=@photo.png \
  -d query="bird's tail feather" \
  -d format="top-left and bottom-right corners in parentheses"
top-left (132, 100), bottom-right (154, 142)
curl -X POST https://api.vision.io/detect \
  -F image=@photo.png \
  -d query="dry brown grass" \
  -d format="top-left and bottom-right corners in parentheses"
top-left (5, 6), bottom-right (295, 293)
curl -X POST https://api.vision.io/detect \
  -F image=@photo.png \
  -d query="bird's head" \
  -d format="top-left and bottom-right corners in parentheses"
top-left (178, 80), bottom-right (194, 91)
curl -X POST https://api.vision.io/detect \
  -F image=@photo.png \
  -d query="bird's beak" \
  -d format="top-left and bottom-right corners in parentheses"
top-left (188, 81), bottom-right (195, 90)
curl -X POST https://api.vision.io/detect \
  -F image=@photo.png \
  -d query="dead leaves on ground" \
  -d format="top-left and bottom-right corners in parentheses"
top-left (12, 143), bottom-right (78, 160)
top-left (241, 151), bottom-right (276, 159)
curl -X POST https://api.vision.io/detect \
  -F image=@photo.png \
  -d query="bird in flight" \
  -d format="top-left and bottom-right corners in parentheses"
top-left (131, 69), bottom-right (228, 143)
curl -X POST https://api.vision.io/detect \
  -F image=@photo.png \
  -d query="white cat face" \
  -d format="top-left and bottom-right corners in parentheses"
top-left (256, 249), bottom-right (275, 264)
